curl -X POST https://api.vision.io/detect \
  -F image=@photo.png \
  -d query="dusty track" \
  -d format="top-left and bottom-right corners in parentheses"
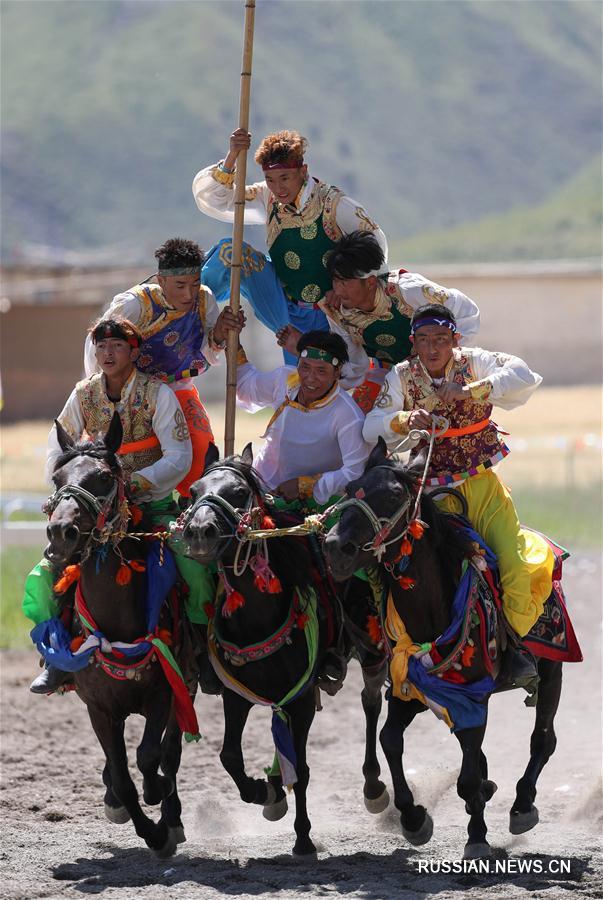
top-left (1, 552), bottom-right (601, 899)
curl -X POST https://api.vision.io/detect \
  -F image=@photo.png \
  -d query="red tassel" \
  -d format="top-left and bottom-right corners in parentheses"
top-left (116, 563), bottom-right (132, 585)
top-left (156, 628), bottom-right (172, 646)
top-left (70, 635), bottom-right (86, 652)
top-left (253, 573), bottom-right (268, 592)
top-left (222, 589), bottom-right (246, 617)
top-left (54, 564), bottom-right (81, 594)
top-left (399, 537), bottom-right (413, 557)
top-left (408, 520), bottom-right (425, 539)
top-left (366, 614), bottom-right (381, 644)
top-left (203, 602), bottom-right (216, 620)
top-left (261, 515), bottom-right (275, 530)
top-left (267, 574), bottom-right (282, 593)
top-left (129, 559), bottom-right (146, 572)
top-left (397, 576), bottom-right (416, 590)
top-left (296, 612), bottom-right (309, 629)
top-left (129, 505), bottom-right (143, 525)
top-left (461, 643), bottom-right (476, 668)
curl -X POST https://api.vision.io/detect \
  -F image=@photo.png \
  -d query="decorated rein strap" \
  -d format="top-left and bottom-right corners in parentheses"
top-left (212, 593), bottom-right (300, 665)
top-left (44, 478), bottom-right (128, 558)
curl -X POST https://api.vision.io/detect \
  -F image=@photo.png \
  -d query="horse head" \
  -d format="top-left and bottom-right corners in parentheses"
top-left (44, 412), bottom-right (126, 566)
top-left (324, 437), bottom-right (420, 581)
top-left (182, 442), bottom-right (263, 562)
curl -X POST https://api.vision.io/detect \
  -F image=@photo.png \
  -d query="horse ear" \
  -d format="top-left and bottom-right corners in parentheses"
top-left (241, 442), bottom-right (253, 466)
top-left (406, 447), bottom-right (427, 479)
top-left (103, 412), bottom-right (123, 454)
top-left (203, 441), bottom-right (220, 472)
top-left (365, 437), bottom-right (388, 470)
top-left (55, 419), bottom-right (75, 453)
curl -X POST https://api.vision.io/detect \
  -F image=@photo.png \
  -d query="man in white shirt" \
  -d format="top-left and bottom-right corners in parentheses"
top-left (236, 330), bottom-right (370, 506)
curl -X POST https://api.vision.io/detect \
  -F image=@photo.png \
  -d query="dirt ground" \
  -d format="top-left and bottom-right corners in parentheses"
top-left (0, 550), bottom-right (601, 900)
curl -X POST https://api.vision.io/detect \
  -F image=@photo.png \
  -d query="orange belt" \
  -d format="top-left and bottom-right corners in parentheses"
top-left (440, 418), bottom-right (491, 438)
top-left (118, 435), bottom-right (160, 455)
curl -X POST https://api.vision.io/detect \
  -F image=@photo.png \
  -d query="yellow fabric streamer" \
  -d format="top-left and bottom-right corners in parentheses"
top-left (385, 593), bottom-right (454, 730)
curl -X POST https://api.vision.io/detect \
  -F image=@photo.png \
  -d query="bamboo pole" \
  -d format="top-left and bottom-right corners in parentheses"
top-left (224, 0), bottom-right (256, 457)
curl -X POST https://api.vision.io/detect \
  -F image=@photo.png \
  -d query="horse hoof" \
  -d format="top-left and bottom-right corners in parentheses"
top-left (169, 825), bottom-right (186, 844)
top-left (402, 812), bottom-right (434, 846)
top-left (154, 833), bottom-right (177, 859)
top-left (104, 803), bottom-right (130, 824)
top-left (483, 780), bottom-right (498, 802)
top-left (364, 788), bottom-right (390, 814)
top-left (510, 805), bottom-right (539, 834)
top-left (292, 844), bottom-right (317, 859)
top-left (263, 796), bottom-right (288, 821)
top-left (463, 841), bottom-right (492, 860)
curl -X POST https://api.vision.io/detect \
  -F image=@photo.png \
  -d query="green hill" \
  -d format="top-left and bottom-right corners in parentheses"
top-left (1, 0), bottom-right (601, 262)
top-left (392, 154), bottom-right (603, 264)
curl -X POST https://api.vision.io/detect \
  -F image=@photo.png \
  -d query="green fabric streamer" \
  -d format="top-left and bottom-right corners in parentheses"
top-left (22, 560), bottom-right (58, 625)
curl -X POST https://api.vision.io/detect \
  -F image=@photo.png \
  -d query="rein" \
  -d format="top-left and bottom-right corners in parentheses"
top-left (44, 476), bottom-right (129, 562)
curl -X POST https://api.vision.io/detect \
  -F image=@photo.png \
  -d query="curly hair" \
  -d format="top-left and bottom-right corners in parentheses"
top-left (254, 130), bottom-right (308, 168)
top-left (326, 231), bottom-right (385, 281)
top-left (154, 238), bottom-right (204, 270)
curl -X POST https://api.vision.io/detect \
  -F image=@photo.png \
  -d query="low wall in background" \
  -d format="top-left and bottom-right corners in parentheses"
top-left (0, 260), bottom-right (600, 422)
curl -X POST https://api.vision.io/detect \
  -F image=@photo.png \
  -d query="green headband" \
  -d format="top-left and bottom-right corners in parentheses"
top-left (299, 346), bottom-right (341, 367)
top-left (157, 266), bottom-right (200, 276)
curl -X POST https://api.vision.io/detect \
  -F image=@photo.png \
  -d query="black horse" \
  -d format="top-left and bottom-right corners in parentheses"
top-left (43, 413), bottom-right (196, 856)
top-left (324, 439), bottom-right (566, 859)
top-left (181, 443), bottom-right (388, 856)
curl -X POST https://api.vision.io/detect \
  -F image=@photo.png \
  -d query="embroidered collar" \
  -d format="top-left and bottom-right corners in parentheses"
top-left (319, 278), bottom-right (394, 342)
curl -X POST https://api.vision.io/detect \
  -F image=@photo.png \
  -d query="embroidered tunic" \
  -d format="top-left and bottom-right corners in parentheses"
top-left (46, 370), bottom-right (192, 501)
top-left (84, 283), bottom-right (223, 390)
top-left (363, 347), bottom-right (542, 485)
top-left (236, 360), bottom-right (370, 503)
top-left (192, 164), bottom-right (388, 307)
top-left (320, 271), bottom-right (481, 388)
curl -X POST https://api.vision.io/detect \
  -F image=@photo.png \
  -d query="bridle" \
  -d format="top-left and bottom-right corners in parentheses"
top-left (333, 466), bottom-right (416, 562)
top-left (44, 465), bottom-right (128, 563)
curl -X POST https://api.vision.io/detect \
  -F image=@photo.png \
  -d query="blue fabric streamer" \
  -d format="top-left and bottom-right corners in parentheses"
top-left (408, 656), bottom-right (496, 732)
top-left (202, 238), bottom-right (328, 365)
top-left (271, 710), bottom-right (298, 787)
top-left (31, 542), bottom-right (178, 670)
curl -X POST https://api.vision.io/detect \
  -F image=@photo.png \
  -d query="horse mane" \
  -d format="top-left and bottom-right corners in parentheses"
top-left (53, 440), bottom-right (122, 481)
top-left (205, 454), bottom-right (315, 591)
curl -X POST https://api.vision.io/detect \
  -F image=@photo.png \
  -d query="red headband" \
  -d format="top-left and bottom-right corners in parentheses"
top-left (262, 160), bottom-right (304, 171)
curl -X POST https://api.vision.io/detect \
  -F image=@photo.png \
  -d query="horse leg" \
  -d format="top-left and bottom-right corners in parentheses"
top-left (288, 690), bottom-right (317, 856)
top-left (361, 658), bottom-right (389, 813)
top-left (510, 658), bottom-right (562, 833)
top-left (455, 722), bottom-right (491, 859)
top-left (102, 756), bottom-right (130, 824)
top-left (137, 703), bottom-right (173, 806)
top-left (88, 708), bottom-right (173, 856)
top-left (380, 697), bottom-right (433, 844)
top-left (220, 689), bottom-right (276, 806)
top-left (158, 711), bottom-right (186, 844)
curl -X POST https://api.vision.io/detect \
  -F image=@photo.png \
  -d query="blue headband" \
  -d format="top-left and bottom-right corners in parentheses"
top-left (410, 316), bottom-right (457, 335)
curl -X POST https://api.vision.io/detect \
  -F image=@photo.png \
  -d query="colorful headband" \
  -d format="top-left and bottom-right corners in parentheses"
top-left (410, 316), bottom-right (457, 335)
top-left (157, 266), bottom-right (200, 276)
top-left (262, 160), bottom-right (304, 171)
top-left (299, 347), bottom-right (340, 366)
top-left (92, 321), bottom-right (141, 347)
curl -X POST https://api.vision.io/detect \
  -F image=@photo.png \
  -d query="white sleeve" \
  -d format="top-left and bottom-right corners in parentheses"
top-left (45, 390), bottom-right (85, 483)
top-left (192, 163), bottom-right (269, 225)
top-left (362, 367), bottom-right (409, 447)
top-left (84, 292), bottom-right (144, 377)
top-left (326, 316), bottom-right (370, 389)
top-left (397, 273), bottom-right (480, 343)
top-left (236, 362), bottom-right (289, 414)
top-left (134, 386), bottom-right (192, 500)
top-left (314, 406), bottom-right (370, 503)
top-left (335, 194), bottom-right (388, 264)
top-left (468, 348), bottom-right (543, 410)
top-left (200, 288), bottom-right (223, 366)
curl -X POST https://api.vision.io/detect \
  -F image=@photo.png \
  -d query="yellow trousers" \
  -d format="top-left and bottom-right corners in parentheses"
top-left (435, 470), bottom-right (554, 637)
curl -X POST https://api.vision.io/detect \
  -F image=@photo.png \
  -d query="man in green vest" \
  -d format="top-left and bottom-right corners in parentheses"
top-left (194, 129), bottom-right (387, 363)
top-left (276, 230), bottom-right (481, 410)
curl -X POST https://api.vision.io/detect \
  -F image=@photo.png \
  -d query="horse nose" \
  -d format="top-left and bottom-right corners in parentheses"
top-left (183, 519), bottom-right (218, 553)
top-left (47, 521), bottom-right (80, 544)
top-left (324, 532), bottom-right (358, 581)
